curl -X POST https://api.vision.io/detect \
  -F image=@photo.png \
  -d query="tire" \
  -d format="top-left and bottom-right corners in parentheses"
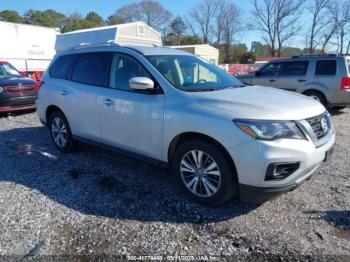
top-left (303, 90), bottom-right (327, 107)
top-left (48, 111), bottom-right (76, 153)
top-left (173, 140), bottom-right (238, 206)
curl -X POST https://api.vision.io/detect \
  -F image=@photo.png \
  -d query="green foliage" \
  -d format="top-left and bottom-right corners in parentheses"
top-left (85, 12), bottom-right (104, 27)
top-left (163, 34), bottom-right (201, 46)
top-left (23, 9), bottom-right (66, 27)
top-left (0, 10), bottom-right (23, 23)
top-left (239, 52), bottom-right (256, 64)
top-left (107, 15), bottom-right (125, 25)
top-left (170, 16), bottom-right (186, 36)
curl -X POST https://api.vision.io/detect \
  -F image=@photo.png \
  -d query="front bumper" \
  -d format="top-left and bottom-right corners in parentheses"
top-left (228, 127), bottom-right (336, 202)
top-left (0, 93), bottom-right (37, 112)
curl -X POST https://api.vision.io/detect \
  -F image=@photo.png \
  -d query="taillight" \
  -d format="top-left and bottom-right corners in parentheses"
top-left (341, 77), bottom-right (350, 90)
top-left (34, 80), bottom-right (45, 91)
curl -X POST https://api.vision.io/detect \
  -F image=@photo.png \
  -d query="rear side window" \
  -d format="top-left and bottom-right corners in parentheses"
top-left (315, 60), bottom-right (337, 75)
top-left (279, 61), bottom-right (309, 76)
top-left (72, 52), bottom-right (111, 86)
top-left (49, 55), bottom-right (76, 79)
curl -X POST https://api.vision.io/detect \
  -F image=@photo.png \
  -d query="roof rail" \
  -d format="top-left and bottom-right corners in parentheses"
top-left (70, 40), bottom-right (120, 50)
top-left (290, 54), bottom-right (340, 58)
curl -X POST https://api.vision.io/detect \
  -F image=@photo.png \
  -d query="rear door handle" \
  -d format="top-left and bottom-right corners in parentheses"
top-left (269, 79), bottom-right (276, 82)
top-left (59, 90), bottom-right (68, 96)
top-left (298, 79), bottom-right (307, 83)
top-left (103, 98), bottom-right (113, 106)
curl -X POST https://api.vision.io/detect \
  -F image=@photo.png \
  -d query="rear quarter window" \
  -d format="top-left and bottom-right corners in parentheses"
top-left (49, 55), bottom-right (76, 79)
top-left (72, 52), bottom-right (111, 86)
top-left (315, 60), bottom-right (337, 76)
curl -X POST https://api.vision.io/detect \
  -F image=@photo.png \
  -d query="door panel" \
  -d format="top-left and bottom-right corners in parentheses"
top-left (274, 61), bottom-right (309, 92)
top-left (100, 90), bottom-right (165, 159)
top-left (100, 52), bottom-right (165, 160)
top-left (252, 62), bottom-right (280, 87)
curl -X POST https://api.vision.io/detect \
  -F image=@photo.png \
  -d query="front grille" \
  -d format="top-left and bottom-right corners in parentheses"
top-left (5, 85), bottom-right (35, 94)
top-left (306, 113), bottom-right (329, 139)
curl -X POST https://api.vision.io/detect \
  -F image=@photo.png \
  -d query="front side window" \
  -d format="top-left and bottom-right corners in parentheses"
top-left (110, 53), bottom-right (151, 91)
top-left (72, 52), bottom-right (110, 86)
top-left (259, 63), bottom-right (281, 77)
top-left (0, 63), bottom-right (21, 78)
top-left (315, 60), bottom-right (337, 76)
top-left (279, 61), bottom-right (309, 76)
top-left (146, 55), bottom-right (242, 91)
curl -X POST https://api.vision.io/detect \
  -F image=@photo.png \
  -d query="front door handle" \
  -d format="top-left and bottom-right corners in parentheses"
top-left (269, 79), bottom-right (276, 83)
top-left (59, 90), bottom-right (68, 96)
top-left (103, 98), bottom-right (113, 106)
top-left (298, 79), bottom-right (307, 83)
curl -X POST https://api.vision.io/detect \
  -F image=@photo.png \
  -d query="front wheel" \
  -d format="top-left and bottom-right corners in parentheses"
top-left (173, 140), bottom-right (238, 206)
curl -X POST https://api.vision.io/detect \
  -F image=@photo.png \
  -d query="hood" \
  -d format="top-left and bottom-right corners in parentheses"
top-left (0, 78), bottom-right (36, 87)
top-left (191, 86), bottom-right (325, 121)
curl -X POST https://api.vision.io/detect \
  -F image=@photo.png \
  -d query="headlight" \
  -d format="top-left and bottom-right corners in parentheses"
top-left (0, 87), bottom-right (3, 93)
top-left (234, 119), bottom-right (305, 140)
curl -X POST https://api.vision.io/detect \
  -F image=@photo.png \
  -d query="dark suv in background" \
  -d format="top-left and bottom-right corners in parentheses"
top-left (0, 61), bottom-right (41, 113)
top-left (238, 55), bottom-right (350, 109)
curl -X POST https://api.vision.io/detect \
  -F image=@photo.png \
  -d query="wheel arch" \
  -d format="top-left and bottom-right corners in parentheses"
top-left (46, 105), bottom-right (66, 123)
top-left (302, 89), bottom-right (328, 104)
top-left (167, 132), bottom-right (238, 177)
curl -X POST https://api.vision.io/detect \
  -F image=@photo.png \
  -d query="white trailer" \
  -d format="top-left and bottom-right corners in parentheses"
top-left (0, 21), bottom-right (59, 78)
top-left (55, 22), bottom-right (162, 52)
top-left (168, 44), bottom-right (219, 65)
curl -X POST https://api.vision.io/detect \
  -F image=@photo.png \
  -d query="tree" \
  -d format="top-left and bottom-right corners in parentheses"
top-left (23, 9), bottom-right (66, 27)
top-left (85, 11), bottom-right (104, 27)
top-left (221, 2), bottom-right (242, 61)
top-left (307, 0), bottom-right (332, 54)
top-left (113, 0), bottom-right (172, 33)
top-left (107, 15), bottom-right (125, 25)
top-left (188, 0), bottom-right (218, 43)
top-left (170, 16), bottom-right (186, 45)
top-left (328, 0), bottom-right (350, 53)
top-left (251, 0), bottom-right (303, 57)
top-left (0, 10), bottom-right (23, 23)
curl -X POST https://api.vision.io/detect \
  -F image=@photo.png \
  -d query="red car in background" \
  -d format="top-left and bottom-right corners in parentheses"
top-left (0, 61), bottom-right (43, 113)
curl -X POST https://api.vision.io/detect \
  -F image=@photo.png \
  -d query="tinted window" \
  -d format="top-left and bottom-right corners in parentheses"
top-left (72, 52), bottom-right (110, 86)
top-left (50, 55), bottom-right (76, 79)
top-left (110, 53), bottom-right (151, 91)
top-left (259, 63), bottom-right (281, 77)
top-left (315, 60), bottom-right (337, 75)
top-left (279, 61), bottom-right (309, 76)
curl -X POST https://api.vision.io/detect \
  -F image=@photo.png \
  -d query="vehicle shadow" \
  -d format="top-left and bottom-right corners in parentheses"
top-left (328, 107), bottom-right (348, 116)
top-left (306, 210), bottom-right (350, 230)
top-left (0, 126), bottom-right (258, 224)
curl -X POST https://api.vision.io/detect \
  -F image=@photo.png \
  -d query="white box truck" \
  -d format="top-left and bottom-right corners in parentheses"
top-left (55, 22), bottom-right (162, 52)
top-left (0, 21), bottom-right (59, 80)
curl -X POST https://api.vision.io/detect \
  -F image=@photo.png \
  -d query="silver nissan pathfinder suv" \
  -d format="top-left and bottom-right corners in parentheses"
top-left (238, 54), bottom-right (350, 109)
top-left (37, 45), bottom-right (336, 206)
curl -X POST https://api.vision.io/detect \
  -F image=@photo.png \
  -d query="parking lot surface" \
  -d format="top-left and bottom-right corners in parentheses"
top-left (0, 109), bottom-right (349, 259)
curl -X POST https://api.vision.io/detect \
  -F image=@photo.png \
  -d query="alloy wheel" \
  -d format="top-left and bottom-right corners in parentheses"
top-left (180, 150), bottom-right (221, 197)
top-left (51, 117), bottom-right (68, 147)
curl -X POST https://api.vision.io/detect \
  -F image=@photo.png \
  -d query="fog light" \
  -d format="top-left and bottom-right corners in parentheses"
top-left (265, 162), bottom-right (300, 181)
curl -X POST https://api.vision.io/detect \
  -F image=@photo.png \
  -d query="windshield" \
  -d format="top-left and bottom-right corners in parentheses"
top-left (0, 63), bottom-right (21, 78)
top-left (146, 55), bottom-right (243, 91)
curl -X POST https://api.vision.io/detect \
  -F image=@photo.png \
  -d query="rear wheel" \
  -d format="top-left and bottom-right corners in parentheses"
top-left (303, 90), bottom-right (327, 107)
top-left (173, 140), bottom-right (238, 206)
top-left (48, 111), bottom-right (76, 153)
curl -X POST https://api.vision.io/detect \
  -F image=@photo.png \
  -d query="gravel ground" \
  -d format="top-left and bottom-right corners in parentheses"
top-left (0, 109), bottom-right (349, 260)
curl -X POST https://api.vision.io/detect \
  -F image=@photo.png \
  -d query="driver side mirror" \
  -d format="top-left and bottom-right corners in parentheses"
top-left (129, 77), bottom-right (154, 91)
